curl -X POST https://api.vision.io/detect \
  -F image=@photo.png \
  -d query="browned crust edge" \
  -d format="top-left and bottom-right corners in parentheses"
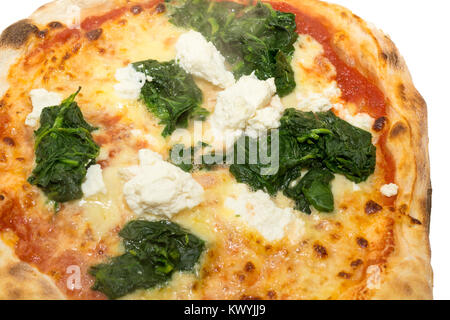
top-left (0, 0), bottom-right (432, 299)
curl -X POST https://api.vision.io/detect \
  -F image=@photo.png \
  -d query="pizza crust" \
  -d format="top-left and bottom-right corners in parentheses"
top-left (0, 0), bottom-right (432, 299)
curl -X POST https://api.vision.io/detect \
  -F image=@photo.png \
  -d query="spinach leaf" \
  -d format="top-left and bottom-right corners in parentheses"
top-left (317, 112), bottom-right (376, 183)
top-left (90, 220), bottom-right (205, 299)
top-left (28, 89), bottom-right (100, 203)
top-left (169, 141), bottom-right (213, 172)
top-left (169, 0), bottom-right (298, 97)
top-left (132, 60), bottom-right (207, 137)
top-left (228, 109), bottom-right (376, 213)
top-left (284, 168), bottom-right (335, 213)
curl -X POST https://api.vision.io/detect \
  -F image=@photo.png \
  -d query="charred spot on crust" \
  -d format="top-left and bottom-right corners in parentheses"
top-left (373, 116), bottom-right (387, 132)
top-left (244, 261), bottom-right (255, 272)
top-left (314, 244), bottom-right (328, 258)
top-left (365, 200), bottom-right (382, 215)
top-left (48, 21), bottom-right (63, 29)
top-left (350, 259), bottom-right (363, 268)
top-left (0, 194), bottom-right (4, 201)
top-left (2, 137), bottom-right (15, 146)
top-left (381, 50), bottom-right (400, 68)
top-left (86, 28), bottom-right (103, 41)
top-left (337, 271), bottom-right (351, 279)
top-left (409, 216), bottom-right (422, 225)
top-left (267, 290), bottom-right (277, 299)
top-left (131, 5), bottom-right (143, 15)
top-left (356, 237), bottom-right (369, 248)
top-left (156, 3), bottom-right (166, 13)
top-left (0, 20), bottom-right (38, 49)
top-left (37, 29), bottom-right (48, 39)
top-left (390, 122), bottom-right (407, 139)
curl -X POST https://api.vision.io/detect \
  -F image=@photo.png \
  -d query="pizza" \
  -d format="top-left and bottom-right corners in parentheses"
top-left (0, 0), bottom-right (432, 300)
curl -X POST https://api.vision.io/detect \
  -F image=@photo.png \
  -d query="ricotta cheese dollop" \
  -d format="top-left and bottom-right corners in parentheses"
top-left (296, 82), bottom-right (341, 113)
top-left (225, 185), bottom-right (305, 242)
top-left (25, 89), bottom-right (63, 127)
top-left (175, 30), bottom-right (235, 88)
top-left (380, 183), bottom-right (399, 197)
top-left (82, 164), bottom-right (107, 198)
top-left (120, 149), bottom-right (204, 218)
top-left (114, 64), bottom-right (147, 100)
top-left (210, 73), bottom-right (284, 147)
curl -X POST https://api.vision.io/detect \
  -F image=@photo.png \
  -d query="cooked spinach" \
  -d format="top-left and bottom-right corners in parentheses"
top-left (229, 109), bottom-right (376, 213)
top-left (169, 0), bottom-right (298, 97)
top-left (284, 167), bottom-right (335, 213)
top-left (132, 60), bottom-right (207, 137)
top-left (169, 141), bottom-right (221, 172)
top-left (28, 89), bottom-right (100, 203)
top-left (90, 220), bottom-right (205, 299)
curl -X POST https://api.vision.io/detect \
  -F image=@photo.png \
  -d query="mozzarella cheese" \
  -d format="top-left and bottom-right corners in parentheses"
top-left (114, 64), bottom-right (147, 100)
top-left (120, 149), bottom-right (204, 218)
top-left (25, 89), bottom-right (63, 127)
top-left (82, 164), bottom-right (107, 198)
top-left (296, 82), bottom-right (341, 112)
top-left (209, 74), bottom-right (283, 147)
top-left (225, 185), bottom-right (304, 242)
top-left (175, 30), bottom-right (235, 88)
top-left (380, 183), bottom-right (399, 197)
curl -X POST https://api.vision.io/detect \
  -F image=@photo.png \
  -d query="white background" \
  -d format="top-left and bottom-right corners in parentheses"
top-left (0, 0), bottom-right (448, 300)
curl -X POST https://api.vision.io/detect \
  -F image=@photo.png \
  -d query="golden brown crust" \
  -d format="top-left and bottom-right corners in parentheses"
top-left (0, 241), bottom-right (64, 299)
top-left (0, 0), bottom-right (432, 299)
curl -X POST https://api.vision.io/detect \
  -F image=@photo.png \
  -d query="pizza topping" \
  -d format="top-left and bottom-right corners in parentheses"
top-left (28, 89), bottom-right (100, 203)
top-left (296, 83), bottom-right (341, 113)
top-left (120, 149), bottom-right (204, 218)
top-left (114, 64), bottom-right (147, 100)
top-left (209, 73), bottom-right (283, 146)
top-left (81, 164), bottom-right (107, 198)
top-left (364, 200), bottom-right (383, 215)
top-left (380, 183), bottom-right (399, 197)
top-left (169, 0), bottom-right (298, 97)
top-left (89, 220), bottom-right (205, 299)
top-left (132, 59), bottom-right (208, 137)
top-left (225, 185), bottom-right (305, 242)
top-left (25, 89), bottom-right (62, 127)
top-left (229, 109), bottom-right (376, 214)
top-left (175, 30), bottom-right (235, 89)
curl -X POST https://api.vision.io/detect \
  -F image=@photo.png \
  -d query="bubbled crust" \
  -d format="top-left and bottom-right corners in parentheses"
top-left (0, 0), bottom-right (432, 299)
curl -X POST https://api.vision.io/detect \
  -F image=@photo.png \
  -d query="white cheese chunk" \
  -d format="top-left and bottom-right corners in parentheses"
top-left (114, 64), bottom-right (147, 100)
top-left (296, 82), bottom-right (341, 113)
top-left (225, 185), bottom-right (304, 242)
top-left (380, 183), bottom-right (399, 197)
top-left (25, 89), bottom-right (63, 127)
top-left (210, 73), bottom-right (283, 147)
top-left (82, 164), bottom-right (107, 198)
top-left (120, 149), bottom-right (204, 218)
top-left (175, 30), bottom-right (235, 88)
top-left (334, 104), bottom-right (375, 132)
